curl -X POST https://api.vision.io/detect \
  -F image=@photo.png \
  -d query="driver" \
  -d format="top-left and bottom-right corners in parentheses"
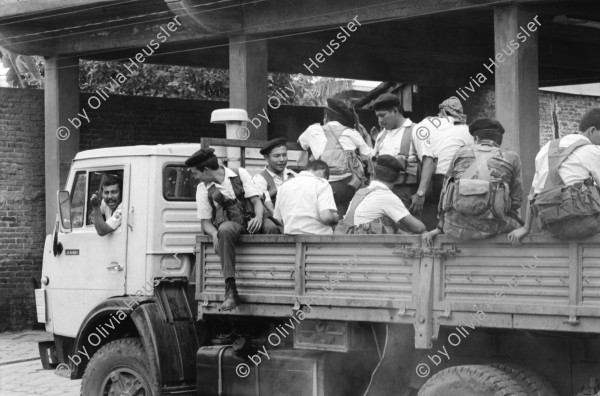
top-left (90, 175), bottom-right (123, 236)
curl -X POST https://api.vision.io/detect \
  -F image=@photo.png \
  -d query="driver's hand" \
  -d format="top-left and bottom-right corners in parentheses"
top-left (90, 193), bottom-right (101, 208)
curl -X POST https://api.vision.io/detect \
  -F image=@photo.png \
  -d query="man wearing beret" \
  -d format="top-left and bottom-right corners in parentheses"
top-left (341, 155), bottom-right (426, 234)
top-left (186, 148), bottom-right (281, 311)
top-left (253, 138), bottom-right (297, 212)
top-left (422, 118), bottom-right (523, 244)
top-left (298, 98), bottom-right (373, 215)
top-left (371, 93), bottom-right (436, 222)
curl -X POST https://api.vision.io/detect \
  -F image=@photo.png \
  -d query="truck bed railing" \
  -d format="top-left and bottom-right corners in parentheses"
top-left (194, 234), bottom-right (600, 348)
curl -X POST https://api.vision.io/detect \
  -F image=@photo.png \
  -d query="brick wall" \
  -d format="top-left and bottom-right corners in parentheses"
top-left (0, 88), bottom-right (45, 331)
top-left (463, 85), bottom-right (600, 146)
top-left (0, 86), bottom-right (598, 331)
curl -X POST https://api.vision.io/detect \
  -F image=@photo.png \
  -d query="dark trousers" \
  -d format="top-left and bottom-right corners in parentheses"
top-left (217, 218), bottom-right (280, 279)
top-left (391, 182), bottom-right (440, 231)
top-left (330, 176), bottom-right (356, 217)
top-left (421, 174), bottom-right (445, 231)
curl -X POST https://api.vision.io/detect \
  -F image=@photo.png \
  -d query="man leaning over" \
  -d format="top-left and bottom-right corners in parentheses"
top-left (509, 108), bottom-right (600, 242)
top-left (90, 175), bottom-right (123, 236)
top-left (187, 148), bottom-right (281, 311)
top-left (340, 155), bottom-right (426, 235)
top-left (298, 98), bottom-right (372, 215)
top-left (274, 160), bottom-right (339, 235)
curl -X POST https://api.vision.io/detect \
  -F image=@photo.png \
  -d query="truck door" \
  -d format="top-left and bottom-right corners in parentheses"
top-left (44, 166), bottom-right (130, 337)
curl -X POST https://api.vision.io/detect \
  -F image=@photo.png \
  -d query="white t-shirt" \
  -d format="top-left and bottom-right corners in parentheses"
top-left (298, 121), bottom-right (373, 182)
top-left (374, 118), bottom-right (433, 161)
top-left (351, 181), bottom-right (410, 225)
top-left (424, 119), bottom-right (474, 175)
top-left (273, 171), bottom-right (337, 235)
top-left (196, 167), bottom-right (261, 220)
top-left (252, 167), bottom-right (297, 204)
top-left (100, 201), bottom-right (123, 230)
top-left (530, 134), bottom-right (600, 199)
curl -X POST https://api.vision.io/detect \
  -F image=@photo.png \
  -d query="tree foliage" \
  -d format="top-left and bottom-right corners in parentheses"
top-left (13, 58), bottom-right (356, 107)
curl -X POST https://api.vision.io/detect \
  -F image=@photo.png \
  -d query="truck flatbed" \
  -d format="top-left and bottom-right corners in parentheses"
top-left (195, 233), bottom-right (600, 349)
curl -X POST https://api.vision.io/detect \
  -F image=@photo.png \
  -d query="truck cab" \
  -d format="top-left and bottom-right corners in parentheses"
top-left (38, 143), bottom-right (202, 394)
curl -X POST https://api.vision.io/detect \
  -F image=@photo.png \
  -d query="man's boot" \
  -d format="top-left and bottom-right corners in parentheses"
top-left (221, 278), bottom-right (240, 311)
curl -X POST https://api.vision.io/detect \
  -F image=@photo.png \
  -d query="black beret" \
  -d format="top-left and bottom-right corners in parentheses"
top-left (326, 98), bottom-right (354, 124)
top-left (469, 118), bottom-right (505, 135)
top-left (372, 93), bottom-right (401, 111)
top-left (260, 138), bottom-right (287, 155)
top-left (185, 147), bottom-right (216, 168)
top-left (376, 154), bottom-right (404, 174)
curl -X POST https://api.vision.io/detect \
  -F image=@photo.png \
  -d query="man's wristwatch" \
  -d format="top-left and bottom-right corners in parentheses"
top-left (417, 190), bottom-right (425, 197)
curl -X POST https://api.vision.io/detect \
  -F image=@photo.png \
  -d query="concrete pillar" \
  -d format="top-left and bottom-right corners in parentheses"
top-left (494, 5), bottom-right (540, 202)
top-left (44, 57), bottom-right (80, 234)
top-left (228, 35), bottom-right (268, 141)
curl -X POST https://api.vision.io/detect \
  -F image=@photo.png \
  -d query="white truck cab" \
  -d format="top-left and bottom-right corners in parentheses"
top-left (37, 143), bottom-right (203, 394)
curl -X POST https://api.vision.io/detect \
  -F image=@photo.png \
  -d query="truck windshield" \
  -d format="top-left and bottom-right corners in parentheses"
top-left (163, 165), bottom-right (198, 201)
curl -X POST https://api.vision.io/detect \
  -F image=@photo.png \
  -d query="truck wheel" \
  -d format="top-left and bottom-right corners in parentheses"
top-left (418, 365), bottom-right (527, 396)
top-left (489, 363), bottom-right (560, 396)
top-left (81, 338), bottom-right (159, 396)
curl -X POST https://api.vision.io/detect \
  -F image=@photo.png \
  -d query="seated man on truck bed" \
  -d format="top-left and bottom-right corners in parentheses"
top-left (90, 175), bottom-right (123, 236)
top-left (187, 148), bottom-right (281, 311)
top-left (422, 118), bottom-right (523, 244)
top-left (273, 160), bottom-right (339, 235)
top-left (253, 137), bottom-right (297, 213)
top-left (509, 108), bottom-right (600, 242)
top-left (336, 155), bottom-right (426, 234)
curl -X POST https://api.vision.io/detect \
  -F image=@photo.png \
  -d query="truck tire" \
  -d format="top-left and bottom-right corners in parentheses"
top-left (489, 363), bottom-right (560, 396)
top-left (81, 338), bottom-right (159, 396)
top-left (417, 365), bottom-right (527, 396)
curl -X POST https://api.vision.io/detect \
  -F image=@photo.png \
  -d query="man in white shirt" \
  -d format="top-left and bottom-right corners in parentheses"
top-left (298, 98), bottom-right (372, 215)
top-left (415, 96), bottom-right (474, 229)
top-left (345, 155), bottom-right (426, 234)
top-left (274, 160), bottom-right (339, 235)
top-left (509, 108), bottom-right (600, 242)
top-left (187, 148), bottom-right (280, 311)
top-left (90, 175), bottom-right (123, 236)
top-left (253, 138), bottom-right (297, 212)
top-left (371, 93), bottom-right (436, 219)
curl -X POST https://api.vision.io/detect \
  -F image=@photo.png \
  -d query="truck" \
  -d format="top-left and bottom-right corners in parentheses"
top-left (36, 135), bottom-right (600, 396)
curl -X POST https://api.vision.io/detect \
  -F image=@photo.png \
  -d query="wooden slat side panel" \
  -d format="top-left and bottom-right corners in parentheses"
top-left (581, 245), bottom-right (600, 305)
top-left (202, 243), bottom-right (297, 295)
top-left (439, 241), bottom-right (571, 305)
top-left (304, 243), bottom-right (416, 300)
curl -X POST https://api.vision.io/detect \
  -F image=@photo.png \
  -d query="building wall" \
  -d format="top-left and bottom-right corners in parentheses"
top-left (463, 85), bottom-right (600, 146)
top-left (0, 86), bottom-right (598, 331)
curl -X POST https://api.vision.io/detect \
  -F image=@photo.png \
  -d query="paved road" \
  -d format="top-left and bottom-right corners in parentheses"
top-left (0, 360), bottom-right (81, 396)
top-left (0, 330), bottom-right (81, 395)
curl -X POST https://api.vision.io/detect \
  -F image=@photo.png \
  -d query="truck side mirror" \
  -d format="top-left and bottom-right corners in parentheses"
top-left (57, 191), bottom-right (72, 233)
top-left (53, 218), bottom-right (63, 257)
